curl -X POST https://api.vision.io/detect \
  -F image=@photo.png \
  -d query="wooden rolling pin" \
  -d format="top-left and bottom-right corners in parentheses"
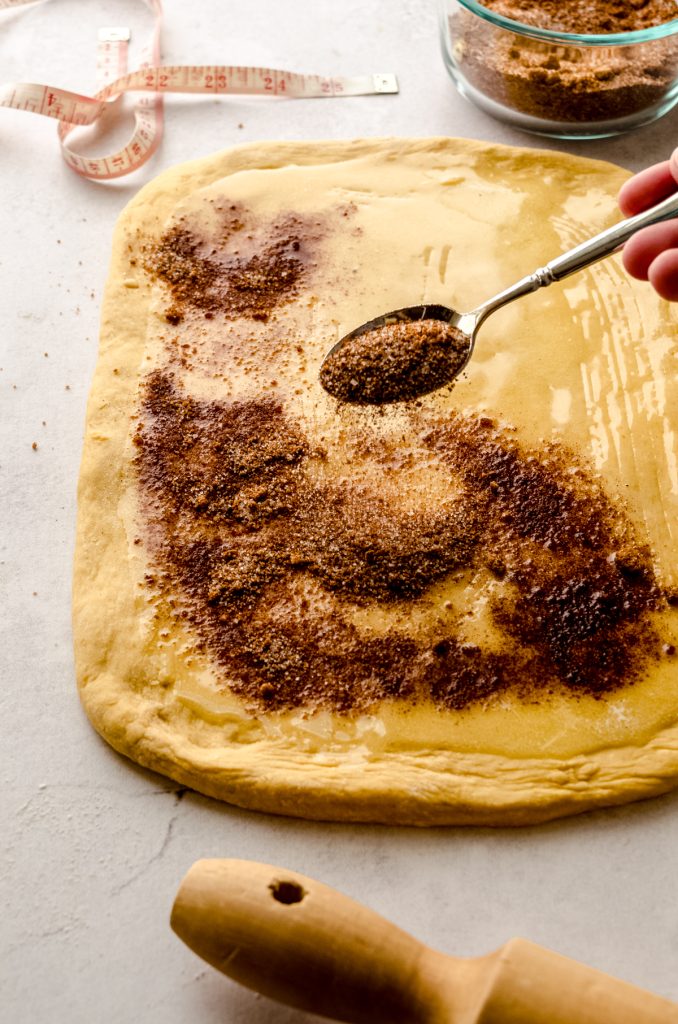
top-left (171, 858), bottom-right (678, 1024)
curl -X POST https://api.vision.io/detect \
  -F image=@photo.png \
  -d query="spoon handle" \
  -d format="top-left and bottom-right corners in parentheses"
top-left (471, 188), bottom-right (678, 330)
top-left (541, 188), bottom-right (678, 284)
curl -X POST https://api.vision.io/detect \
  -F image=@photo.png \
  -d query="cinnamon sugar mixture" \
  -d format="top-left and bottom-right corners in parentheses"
top-left (320, 319), bottom-right (470, 404)
top-left (134, 381), bottom-right (666, 713)
top-left (480, 0), bottom-right (678, 34)
top-left (144, 202), bottom-right (319, 325)
top-left (135, 208), bottom-right (670, 716)
top-left (454, 0), bottom-right (678, 126)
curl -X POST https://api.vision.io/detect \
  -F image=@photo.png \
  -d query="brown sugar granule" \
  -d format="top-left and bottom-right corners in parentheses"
top-left (320, 319), bottom-right (469, 404)
top-left (134, 371), bottom-right (667, 715)
top-left (143, 206), bottom-right (316, 325)
top-left (452, 0), bottom-right (678, 125)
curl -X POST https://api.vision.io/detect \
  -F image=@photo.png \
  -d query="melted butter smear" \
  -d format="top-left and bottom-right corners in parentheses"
top-left (130, 144), bottom-right (678, 760)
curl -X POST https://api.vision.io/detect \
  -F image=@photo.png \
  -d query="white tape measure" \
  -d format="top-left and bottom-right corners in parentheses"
top-left (0, 0), bottom-right (398, 180)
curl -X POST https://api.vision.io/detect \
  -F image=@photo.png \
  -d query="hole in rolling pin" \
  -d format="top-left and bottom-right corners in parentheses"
top-left (269, 879), bottom-right (306, 905)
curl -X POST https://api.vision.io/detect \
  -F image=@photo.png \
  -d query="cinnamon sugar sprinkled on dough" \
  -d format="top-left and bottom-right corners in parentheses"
top-left (133, 370), bottom-right (666, 714)
top-left (143, 204), bottom-right (319, 325)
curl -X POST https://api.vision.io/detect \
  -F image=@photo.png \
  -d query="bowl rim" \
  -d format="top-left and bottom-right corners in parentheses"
top-left (449, 0), bottom-right (678, 45)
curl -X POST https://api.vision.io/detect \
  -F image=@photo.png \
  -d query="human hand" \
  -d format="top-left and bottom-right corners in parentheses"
top-left (618, 149), bottom-right (678, 301)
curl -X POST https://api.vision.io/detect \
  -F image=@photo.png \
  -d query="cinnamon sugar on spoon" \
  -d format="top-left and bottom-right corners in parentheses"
top-left (319, 318), bottom-right (470, 404)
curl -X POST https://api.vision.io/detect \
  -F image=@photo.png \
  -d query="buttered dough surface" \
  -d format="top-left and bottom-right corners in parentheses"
top-left (73, 138), bottom-right (678, 824)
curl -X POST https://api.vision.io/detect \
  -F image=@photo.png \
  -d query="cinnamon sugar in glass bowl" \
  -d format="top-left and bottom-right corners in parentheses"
top-left (439, 0), bottom-right (678, 138)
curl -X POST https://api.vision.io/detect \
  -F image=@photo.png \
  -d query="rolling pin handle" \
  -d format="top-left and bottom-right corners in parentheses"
top-left (171, 858), bottom-right (453, 1023)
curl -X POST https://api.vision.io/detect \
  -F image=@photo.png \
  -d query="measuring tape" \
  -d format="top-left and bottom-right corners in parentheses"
top-left (0, 0), bottom-right (398, 181)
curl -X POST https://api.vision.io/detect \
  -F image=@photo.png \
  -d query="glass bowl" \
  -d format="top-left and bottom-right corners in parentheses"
top-left (439, 0), bottom-right (678, 138)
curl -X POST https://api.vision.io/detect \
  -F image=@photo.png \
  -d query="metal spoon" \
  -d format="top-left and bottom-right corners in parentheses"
top-left (320, 188), bottom-right (678, 404)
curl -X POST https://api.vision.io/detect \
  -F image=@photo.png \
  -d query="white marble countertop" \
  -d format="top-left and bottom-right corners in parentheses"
top-left (2, 2), bottom-right (678, 1021)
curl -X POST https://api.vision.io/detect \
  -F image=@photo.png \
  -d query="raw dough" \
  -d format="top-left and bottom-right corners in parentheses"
top-left (73, 137), bottom-right (678, 825)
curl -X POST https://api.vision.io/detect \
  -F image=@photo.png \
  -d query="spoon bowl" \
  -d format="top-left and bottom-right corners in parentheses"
top-left (320, 187), bottom-right (678, 405)
top-left (319, 304), bottom-right (472, 404)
